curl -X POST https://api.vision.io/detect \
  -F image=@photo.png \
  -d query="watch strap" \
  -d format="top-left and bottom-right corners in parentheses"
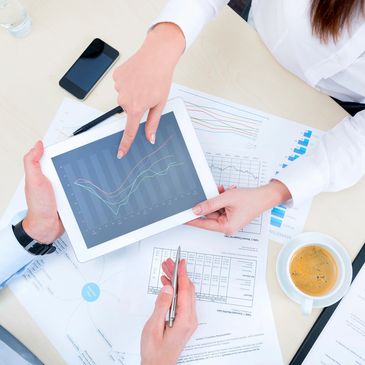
top-left (12, 220), bottom-right (56, 256)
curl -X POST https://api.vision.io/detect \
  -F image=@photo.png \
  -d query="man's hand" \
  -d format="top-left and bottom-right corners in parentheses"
top-left (141, 259), bottom-right (197, 365)
top-left (188, 181), bottom-right (292, 236)
top-left (22, 141), bottom-right (64, 244)
top-left (113, 22), bottom-right (185, 158)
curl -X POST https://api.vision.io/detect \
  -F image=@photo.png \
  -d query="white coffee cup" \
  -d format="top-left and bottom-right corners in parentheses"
top-left (276, 232), bottom-right (352, 315)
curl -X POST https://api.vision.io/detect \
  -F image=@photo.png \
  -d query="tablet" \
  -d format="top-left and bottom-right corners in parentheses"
top-left (42, 98), bottom-right (218, 262)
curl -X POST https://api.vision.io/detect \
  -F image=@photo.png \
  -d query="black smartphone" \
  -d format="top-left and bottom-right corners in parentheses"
top-left (59, 38), bottom-right (119, 100)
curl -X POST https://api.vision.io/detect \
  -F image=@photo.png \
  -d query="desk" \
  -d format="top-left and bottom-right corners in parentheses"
top-left (1, 1), bottom-right (364, 364)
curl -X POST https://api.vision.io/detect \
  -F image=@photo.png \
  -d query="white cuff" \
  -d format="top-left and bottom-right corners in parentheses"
top-left (0, 225), bottom-right (33, 286)
top-left (151, 0), bottom-right (221, 49)
top-left (275, 156), bottom-right (327, 208)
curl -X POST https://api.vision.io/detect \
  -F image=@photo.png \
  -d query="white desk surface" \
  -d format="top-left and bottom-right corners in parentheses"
top-left (1, 1), bottom-right (364, 364)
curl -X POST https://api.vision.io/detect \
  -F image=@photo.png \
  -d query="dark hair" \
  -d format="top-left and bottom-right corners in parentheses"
top-left (311, 0), bottom-right (365, 42)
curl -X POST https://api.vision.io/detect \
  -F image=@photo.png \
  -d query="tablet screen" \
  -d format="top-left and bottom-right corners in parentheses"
top-left (52, 112), bottom-right (206, 248)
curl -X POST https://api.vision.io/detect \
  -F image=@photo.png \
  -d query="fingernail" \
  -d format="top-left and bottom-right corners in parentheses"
top-left (161, 285), bottom-right (173, 295)
top-left (150, 134), bottom-right (156, 145)
top-left (117, 151), bottom-right (124, 159)
top-left (192, 205), bottom-right (202, 215)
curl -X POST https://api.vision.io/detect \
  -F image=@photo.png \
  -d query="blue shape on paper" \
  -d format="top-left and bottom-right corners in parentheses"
top-left (288, 155), bottom-right (299, 161)
top-left (294, 147), bottom-right (306, 155)
top-left (270, 217), bottom-right (282, 228)
top-left (82, 282), bottom-right (100, 302)
top-left (304, 130), bottom-right (312, 138)
top-left (272, 207), bottom-right (286, 219)
top-left (298, 138), bottom-right (309, 147)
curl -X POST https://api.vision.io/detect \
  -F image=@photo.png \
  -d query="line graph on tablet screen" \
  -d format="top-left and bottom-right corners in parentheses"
top-left (74, 157), bottom-right (184, 216)
top-left (205, 152), bottom-right (268, 235)
top-left (52, 112), bottom-right (206, 248)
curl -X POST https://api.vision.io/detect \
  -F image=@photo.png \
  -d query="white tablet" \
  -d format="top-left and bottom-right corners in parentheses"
top-left (42, 98), bottom-right (218, 262)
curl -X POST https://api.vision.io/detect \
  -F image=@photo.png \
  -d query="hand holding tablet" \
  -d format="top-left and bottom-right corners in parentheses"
top-left (41, 98), bottom-right (217, 261)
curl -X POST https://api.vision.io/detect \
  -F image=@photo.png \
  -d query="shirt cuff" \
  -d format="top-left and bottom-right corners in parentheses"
top-left (151, 0), bottom-right (220, 49)
top-left (275, 156), bottom-right (328, 208)
top-left (0, 225), bottom-right (33, 287)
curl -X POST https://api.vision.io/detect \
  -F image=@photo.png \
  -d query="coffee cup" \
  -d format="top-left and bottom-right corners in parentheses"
top-left (276, 232), bottom-right (352, 315)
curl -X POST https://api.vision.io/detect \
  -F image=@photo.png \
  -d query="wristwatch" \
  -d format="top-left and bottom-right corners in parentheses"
top-left (12, 220), bottom-right (56, 256)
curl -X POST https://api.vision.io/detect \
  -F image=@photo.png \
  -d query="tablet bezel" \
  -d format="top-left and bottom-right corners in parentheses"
top-left (42, 98), bottom-right (218, 262)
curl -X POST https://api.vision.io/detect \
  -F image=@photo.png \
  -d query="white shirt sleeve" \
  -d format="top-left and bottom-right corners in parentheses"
top-left (0, 225), bottom-right (34, 288)
top-left (152, 0), bottom-right (229, 48)
top-left (277, 109), bottom-right (365, 207)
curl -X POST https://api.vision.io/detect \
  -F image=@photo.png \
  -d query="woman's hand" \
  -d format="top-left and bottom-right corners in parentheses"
top-left (188, 181), bottom-right (291, 235)
top-left (22, 141), bottom-right (64, 243)
top-left (113, 23), bottom-right (185, 158)
top-left (141, 259), bottom-right (197, 365)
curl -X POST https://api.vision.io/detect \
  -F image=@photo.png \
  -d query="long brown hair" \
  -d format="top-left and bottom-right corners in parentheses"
top-left (311, 0), bottom-right (365, 42)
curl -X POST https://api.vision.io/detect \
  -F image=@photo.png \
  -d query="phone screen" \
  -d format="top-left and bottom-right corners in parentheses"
top-left (59, 38), bottom-right (119, 99)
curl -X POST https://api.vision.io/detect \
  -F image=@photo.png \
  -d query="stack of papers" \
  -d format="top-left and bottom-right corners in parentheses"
top-left (2, 84), bottom-right (323, 364)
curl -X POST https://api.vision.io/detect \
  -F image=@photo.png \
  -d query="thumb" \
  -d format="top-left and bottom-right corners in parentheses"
top-left (149, 285), bottom-right (173, 329)
top-left (192, 194), bottom-right (227, 216)
top-left (24, 141), bottom-right (44, 182)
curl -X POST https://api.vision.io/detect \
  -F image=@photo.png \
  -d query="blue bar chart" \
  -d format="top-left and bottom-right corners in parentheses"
top-left (270, 129), bottom-right (313, 229)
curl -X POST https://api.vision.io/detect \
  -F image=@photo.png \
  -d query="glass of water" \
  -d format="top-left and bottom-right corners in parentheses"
top-left (0, 0), bottom-right (32, 37)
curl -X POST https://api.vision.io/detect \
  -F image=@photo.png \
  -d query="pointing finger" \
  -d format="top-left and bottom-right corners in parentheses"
top-left (117, 110), bottom-right (144, 158)
top-left (145, 102), bottom-right (165, 144)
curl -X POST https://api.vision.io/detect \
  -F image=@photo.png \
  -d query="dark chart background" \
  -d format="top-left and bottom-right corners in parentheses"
top-left (52, 112), bottom-right (206, 248)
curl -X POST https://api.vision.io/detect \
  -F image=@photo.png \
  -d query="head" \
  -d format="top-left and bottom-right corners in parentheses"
top-left (311, 0), bottom-right (365, 42)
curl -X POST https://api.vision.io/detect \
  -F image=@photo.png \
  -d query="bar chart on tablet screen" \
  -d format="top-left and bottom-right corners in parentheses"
top-left (52, 112), bottom-right (207, 248)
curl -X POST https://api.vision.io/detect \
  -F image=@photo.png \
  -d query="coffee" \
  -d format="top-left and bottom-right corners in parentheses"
top-left (289, 245), bottom-right (338, 296)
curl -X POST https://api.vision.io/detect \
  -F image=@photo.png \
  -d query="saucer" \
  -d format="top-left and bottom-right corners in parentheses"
top-left (276, 232), bottom-right (352, 308)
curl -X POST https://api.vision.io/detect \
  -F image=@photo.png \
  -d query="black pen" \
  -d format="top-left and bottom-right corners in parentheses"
top-left (73, 105), bottom-right (124, 136)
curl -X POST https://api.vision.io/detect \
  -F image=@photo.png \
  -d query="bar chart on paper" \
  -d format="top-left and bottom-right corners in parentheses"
top-left (148, 247), bottom-right (257, 309)
top-left (270, 128), bottom-right (314, 230)
top-left (269, 129), bottom-right (319, 243)
top-left (170, 83), bottom-right (323, 243)
top-left (205, 151), bottom-right (269, 235)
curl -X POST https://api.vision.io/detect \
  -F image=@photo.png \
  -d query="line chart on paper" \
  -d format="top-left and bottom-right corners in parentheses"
top-left (186, 100), bottom-right (261, 140)
top-left (205, 152), bottom-right (268, 235)
top-left (171, 86), bottom-right (267, 148)
top-left (51, 112), bottom-right (207, 248)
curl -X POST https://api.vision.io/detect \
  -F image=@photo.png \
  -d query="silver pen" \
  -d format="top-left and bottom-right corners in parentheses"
top-left (168, 246), bottom-right (181, 328)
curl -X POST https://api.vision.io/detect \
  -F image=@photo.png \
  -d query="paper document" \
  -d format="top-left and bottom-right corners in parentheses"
top-left (121, 225), bottom-right (282, 364)
top-left (4, 98), bottom-right (283, 365)
top-left (302, 263), bottom-right (365, 364)
top-left (169, 84), bottom-right (323, 243)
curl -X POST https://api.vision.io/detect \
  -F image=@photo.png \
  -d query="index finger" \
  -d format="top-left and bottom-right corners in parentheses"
top-left (117, 110), bottom-right (144, 158)
top-left (175, 260), bottom-right (194, 314)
